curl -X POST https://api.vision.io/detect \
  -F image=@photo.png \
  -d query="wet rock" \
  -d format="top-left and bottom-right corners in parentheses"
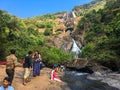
top-left (87, 71), bottom-right (120, 89)
top-left (66, 58), bottom-right (111, 74)
top-left (66, 58), bottom-right (88, 69)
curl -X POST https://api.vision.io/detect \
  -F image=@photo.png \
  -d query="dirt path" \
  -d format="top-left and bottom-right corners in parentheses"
top-left (0, 65), bottom-right (64, 90)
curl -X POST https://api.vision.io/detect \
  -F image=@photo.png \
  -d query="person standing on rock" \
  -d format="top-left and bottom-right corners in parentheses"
top-left (33, 50), bottom-right (42, 77)
top-left (6, 49), bottom-right (22, 85)
top-left (23, 51), bottom-right (33, 85)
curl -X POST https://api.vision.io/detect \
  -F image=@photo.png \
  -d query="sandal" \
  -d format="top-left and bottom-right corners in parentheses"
top-left (23, 82), bottom-right (27, 86)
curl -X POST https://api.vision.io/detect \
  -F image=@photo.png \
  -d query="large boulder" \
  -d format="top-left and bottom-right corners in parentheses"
top-left (66, 58), bottom-right (111, 74)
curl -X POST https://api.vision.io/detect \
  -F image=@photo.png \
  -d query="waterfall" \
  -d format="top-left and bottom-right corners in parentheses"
top-left (71, 39), bottom-right (81, 58)
top-left (72, 11), bottom-right (76, 18)
top-left (65, 11), bottom-right (76, 19)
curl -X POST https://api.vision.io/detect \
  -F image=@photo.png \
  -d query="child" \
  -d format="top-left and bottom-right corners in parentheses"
top-left (50, 66), bottom-right (62, 82)
top-left (0, 77), bottom-right (14, 90)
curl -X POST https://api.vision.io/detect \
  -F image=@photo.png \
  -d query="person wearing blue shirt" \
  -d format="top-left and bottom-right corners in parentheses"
top-left (53, 63), bottom-right (57, 67)
top-left (0, 77), bottom-right (14, 90)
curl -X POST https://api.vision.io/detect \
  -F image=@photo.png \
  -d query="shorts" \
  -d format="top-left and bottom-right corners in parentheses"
top-left (24, 68), bottom-right (30, 79)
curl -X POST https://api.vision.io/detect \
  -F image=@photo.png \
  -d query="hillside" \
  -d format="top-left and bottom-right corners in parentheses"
top-left (76, 0), bottom-right (120, 71)
top-left (23, 0), bottom-right (106, 34)
top-left (20, 0), bottom-right (107, 51)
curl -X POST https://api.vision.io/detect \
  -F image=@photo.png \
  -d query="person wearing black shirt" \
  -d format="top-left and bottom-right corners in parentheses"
top-left (23, 51), bottom-right (33, 85)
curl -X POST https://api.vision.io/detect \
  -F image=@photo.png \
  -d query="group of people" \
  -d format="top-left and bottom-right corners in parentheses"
top-left (0, 49), bottom-right (64, 90)
top-left (0, 49), bottom-right (43, 90)
top-left (23, 50), bottom-right (42, 85)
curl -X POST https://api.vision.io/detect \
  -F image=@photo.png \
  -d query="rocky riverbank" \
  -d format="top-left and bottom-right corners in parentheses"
top-left (66, 58), bottom-right (120, 89)
top-left (1, 64), bottom-right (120, 90)
top-left (87, 71), bottom-right (120, 89)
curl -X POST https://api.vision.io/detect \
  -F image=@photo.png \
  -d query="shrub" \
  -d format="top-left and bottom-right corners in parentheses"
top-left (44, 29), bottom-right (53, 36)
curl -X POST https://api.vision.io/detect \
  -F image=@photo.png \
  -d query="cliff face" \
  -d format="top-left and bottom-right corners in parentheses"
top-left (50, 0), bottom-right (106, 49)
top-left (45, 33), bottom-right (73, 52)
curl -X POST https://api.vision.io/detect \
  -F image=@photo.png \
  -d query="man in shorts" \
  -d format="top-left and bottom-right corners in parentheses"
top-left (23, 51), bottom-right (33, 85)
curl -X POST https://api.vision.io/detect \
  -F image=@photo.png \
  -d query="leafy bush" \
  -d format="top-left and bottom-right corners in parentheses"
top-left (81, 42), bottom-right (95, 58)
top-left (36, 23), bottom-right (45, 28)
top-left (44, 29), bottom-right (53, 36)
top-left (39, 47), bottom-right (73, 65)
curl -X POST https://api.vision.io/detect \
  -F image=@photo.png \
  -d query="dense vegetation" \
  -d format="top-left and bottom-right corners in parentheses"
top-left (77, 0), bottom-right (120, 71)
top-left (0, 10), bottom-right (73, 65)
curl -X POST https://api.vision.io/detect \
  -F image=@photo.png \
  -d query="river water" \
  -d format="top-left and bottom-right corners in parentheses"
top-left (61, 70), bottom-right (119, 90)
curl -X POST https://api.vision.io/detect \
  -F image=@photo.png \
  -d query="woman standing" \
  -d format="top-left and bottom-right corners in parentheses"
top-left (33, 50), bottom-right (42, 77)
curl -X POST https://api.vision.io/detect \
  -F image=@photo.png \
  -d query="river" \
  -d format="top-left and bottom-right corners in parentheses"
top-left (60, 70), bottom-right (119, 90)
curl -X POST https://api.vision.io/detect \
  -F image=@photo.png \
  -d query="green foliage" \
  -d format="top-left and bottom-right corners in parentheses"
top-left (82, 42), bottom-right (95, 58)
top-left (44, 28), bottom-right (53, 36)
top-left (85, 31), bottom-right (96, 42)
top-left (35, 21), bottom-right (55, 29)
top-left (36, 23), bottom-right (45, 28)
top-left (77, 0), bottom-right (120, 70)
top-left (39, 47), bottom-right (73, 65)
top-left (73, 0), bottom-right (106, 16)
top-left (34, 14), bottom-right (56, 20)
top-left (0, 10), bottom-right (45, 60)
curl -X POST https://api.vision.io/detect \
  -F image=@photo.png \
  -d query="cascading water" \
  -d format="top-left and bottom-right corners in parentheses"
top-left (64, 11), bottom-right (82, 58)
top-left (60, 70), bottom-right (119, 90)
top-left (71, 39), bottom-right (81, 58)
top-left (72, 11), bottom-right (76, 18)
